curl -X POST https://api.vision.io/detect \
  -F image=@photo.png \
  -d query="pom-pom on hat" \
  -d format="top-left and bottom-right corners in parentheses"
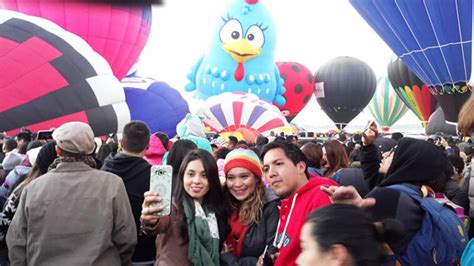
top-left (224, 148), bottom-right (263, 177)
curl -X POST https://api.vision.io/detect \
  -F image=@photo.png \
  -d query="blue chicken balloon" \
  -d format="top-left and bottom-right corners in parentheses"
top-left (185, 0), bottom-right (286, 106)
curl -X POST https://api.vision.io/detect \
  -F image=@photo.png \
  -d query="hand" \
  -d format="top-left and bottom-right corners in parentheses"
top-left (140, 191), bottom-right (163, 226)
top-left (223, 243), bottom-right (234, 254)
top-left (321, 185), bottom-right (376, 208)
top-left (362, 121), bottom-right (378, 146)
top-left (257, 252), bottom-right (279, 266)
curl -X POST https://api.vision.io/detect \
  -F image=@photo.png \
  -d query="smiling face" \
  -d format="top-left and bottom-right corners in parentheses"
top-left (262, 148), bottom-right (306, 199)
top-left (226, 167), bottom-right (258, 201)
top-left (183, 159), bottom-right (210, 204)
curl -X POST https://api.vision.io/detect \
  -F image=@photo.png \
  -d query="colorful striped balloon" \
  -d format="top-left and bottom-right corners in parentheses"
top-left (368, 77), bottom-right (408, 132)
top-left (197, 92), bottom-right (288, 142)
top-left (388, 57), bottom-right (437, 127)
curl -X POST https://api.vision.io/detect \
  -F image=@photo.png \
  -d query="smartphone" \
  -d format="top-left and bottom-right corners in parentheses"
top-left (150, 165), bottom-right (173, 216)
top-left (37, 130), bottom-right (53, 140)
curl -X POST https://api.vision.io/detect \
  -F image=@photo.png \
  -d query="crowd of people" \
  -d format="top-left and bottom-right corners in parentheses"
top-left (0, 116), bottom-right (473, 265)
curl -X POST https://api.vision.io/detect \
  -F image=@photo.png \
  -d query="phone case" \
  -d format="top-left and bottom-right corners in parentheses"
top-left (150, 165), bottom-right (173, 216)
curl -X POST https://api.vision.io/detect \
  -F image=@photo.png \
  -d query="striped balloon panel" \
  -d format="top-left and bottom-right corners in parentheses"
top-left (368, 77), bottom-right (408, 128)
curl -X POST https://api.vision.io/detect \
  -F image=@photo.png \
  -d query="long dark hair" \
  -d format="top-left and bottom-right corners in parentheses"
top-left (306, 204), bottom-right (403, 266)
top-left (323, 140), bottom-right (349, 177)
top-left (174, 149), bottom-right (228, 246)
top-left (167, 139), bottom-right (197, 194)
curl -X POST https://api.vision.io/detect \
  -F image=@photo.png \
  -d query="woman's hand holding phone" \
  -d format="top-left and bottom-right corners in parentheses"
top-left (140, 191), bottom-right (163, 226)
top-left (362, 120), bottom-right (378, 146)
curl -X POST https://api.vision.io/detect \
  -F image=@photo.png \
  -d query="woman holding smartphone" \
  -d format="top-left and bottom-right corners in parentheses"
top-left (221, 149), bottom-right (280, 265)
top-left (140, 149), bottom-right (228, 266)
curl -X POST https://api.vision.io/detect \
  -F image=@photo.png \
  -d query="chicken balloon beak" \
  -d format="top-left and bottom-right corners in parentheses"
top-left (223, 39), bottom-right (261, 63)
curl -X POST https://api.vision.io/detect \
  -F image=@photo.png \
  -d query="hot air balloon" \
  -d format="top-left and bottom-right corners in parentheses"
top-left (276, 62), bottom-right (314, 122)
top-left (197, 92), bottom-right (288, 143)
top-left (122, 77), bottom-right (190, 138)
top-left (350, 0), bottom-right (471, 123)
top-left (1, 0), bottom-right (152, 80)
top-left (184, 0), bottom-right (286, 106)
top-left (367, 77), bottom-right (408, 132)
top-left (314, 56), bottom-right (376, 129)
top-left (425, 107), bottom-right (457, 136)
top-left (0, 10), bottom-right (130, 136)
top-left (388, 57), bottom-right (437, 127)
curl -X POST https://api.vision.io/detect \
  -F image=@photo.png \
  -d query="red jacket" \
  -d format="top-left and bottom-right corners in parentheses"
top-left (274, 177), bottom-right (337, 266)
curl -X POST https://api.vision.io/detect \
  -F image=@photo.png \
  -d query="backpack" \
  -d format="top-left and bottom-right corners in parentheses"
top-left (388, 184), bottom-right (468, 266)
top-left (434, 193), bottom-right (470, 230)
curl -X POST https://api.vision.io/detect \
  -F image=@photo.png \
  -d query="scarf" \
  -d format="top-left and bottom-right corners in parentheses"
top-left (183, 199), bottom-right (220, 266)
top-left (225, 210), bottom-right (249, 257)
top-left (48, 155), bottom-right (97, 172)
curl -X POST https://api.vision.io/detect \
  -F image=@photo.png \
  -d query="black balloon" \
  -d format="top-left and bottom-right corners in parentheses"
top-left (314, 57), bottom-right (376, 129)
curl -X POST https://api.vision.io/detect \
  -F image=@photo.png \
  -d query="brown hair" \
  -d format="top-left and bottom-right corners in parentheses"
top-left (301, 142), bottom-right (323, 168)
top-left (458, 92), bottom-right (474, 135)
top-left (323, 140), bottom-right (349, 177)
top-left (224, 174), bottom-right (266, 225)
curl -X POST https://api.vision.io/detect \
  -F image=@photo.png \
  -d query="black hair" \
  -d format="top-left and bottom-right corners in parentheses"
top-left (122, 121), bottom-right (150, 153)
top-left (3, 138), bottom-right (17, 153)
top-left (286, 135), bottom-right (296, 143)
top-left (26, 140), bottom-right (44, 151)
top-left (260, 141), bottom-right (309, 178)
top-left (255, 135), bottom-right (269, 147)
top-left (306, 204), bottom-right (404, 266)
top-left (15, 132), bottom-right (31, 143)
top-left (167, 140), bottom-right (197, 176)
top-left (174, 149), bottom-right (228, 247)
top-left (215, 147), bottom-right (231, 160)
top-left (228, 136), bottom-right (238, 145)
top-left (17, 143), bottom-right (28, 155)
top-left (448, 154), bottom-right (465, 175)
top-left (96, 142), bottom-right (118, 163)
top-left (154, 132), bottom-right (169, 150)
top-left (391, 132), bottom-right (404, 142)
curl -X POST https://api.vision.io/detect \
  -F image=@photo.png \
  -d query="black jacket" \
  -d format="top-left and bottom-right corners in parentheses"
top-left (444, 180), bottom-right (469, 210)
top-left (365, 138), bottom-right (451, 254)
top-left (221, 189), bottom-right (280, 266)
top-left (360, 143), bottom-right (385, 190)
top-left (331, 168), bottom-right (370, 198)
top-left (101, 153), bottom-right (156, 262)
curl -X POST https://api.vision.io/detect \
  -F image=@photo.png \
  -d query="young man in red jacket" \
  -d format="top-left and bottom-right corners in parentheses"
top-left (258, 141), bottom-right (337, 266)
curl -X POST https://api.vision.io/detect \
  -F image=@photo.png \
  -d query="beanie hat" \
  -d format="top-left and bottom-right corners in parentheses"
top-left (224, 149), bottom-right (263, 177)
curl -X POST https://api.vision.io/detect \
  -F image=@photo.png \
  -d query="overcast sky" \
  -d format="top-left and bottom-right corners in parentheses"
top-left (135, 0), bottom-right (424, 133)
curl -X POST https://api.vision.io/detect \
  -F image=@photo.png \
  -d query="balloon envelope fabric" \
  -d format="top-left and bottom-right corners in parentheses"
top-left (122, 77), bottom-right (190, 138)
top-left (314, 56), bottom-right (377, 129)
top-left (1, 0), bottom-right (152, 80)
top-left (276, 62), bottom-right (315, 122)
top-left (184, 0), bottom-right (286, 106)
top-left (388, 57), bottom-right (437, 127)
top-left (349, 0), bottom-right (471, 123)
top-left (0, 10), bottom-right (130, 136)
top-left (425, 106), bottom-right (457, 136)
top-left (197, 92), bottom-right (288, 143)
top-left (367, 77), bottom-right (408, 132)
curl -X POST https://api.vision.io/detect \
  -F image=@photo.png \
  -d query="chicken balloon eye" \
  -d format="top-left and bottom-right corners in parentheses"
top-left (231, 31), bottom-right (240, 39)
top-left (246, 25), bottom-right (264, 48)
top-left (220, 19), bottom-right (243, 43)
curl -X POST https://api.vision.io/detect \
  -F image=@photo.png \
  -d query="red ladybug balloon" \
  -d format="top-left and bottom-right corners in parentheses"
top-left (276, 62), bottom-right (314, 122)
